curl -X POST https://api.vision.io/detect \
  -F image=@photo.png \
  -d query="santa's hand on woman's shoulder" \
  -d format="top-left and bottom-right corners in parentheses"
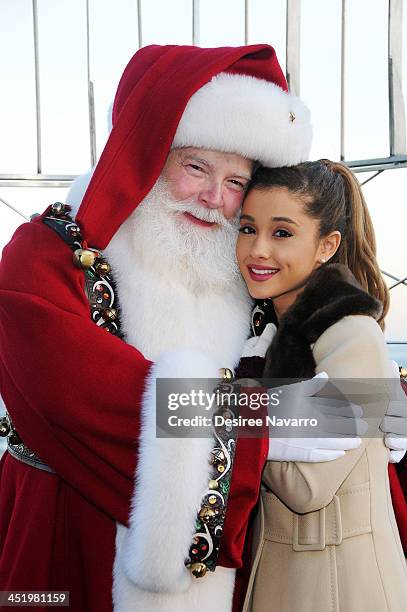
top-left (241, 323), bottom-right (277, 358)
top-left (267, 373), bottom-right (366, 463)
top-left (380, 359), bottom-right (407, 462)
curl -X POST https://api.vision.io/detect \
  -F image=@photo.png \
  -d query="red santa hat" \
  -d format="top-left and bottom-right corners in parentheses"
top-left (76, 44), bottom-right (312, 250)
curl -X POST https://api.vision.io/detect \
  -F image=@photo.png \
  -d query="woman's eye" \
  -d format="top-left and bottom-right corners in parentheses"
top-left (274, 229), bottom-right (293, 238)
top-left (238, 225), bottom-right (255, 235)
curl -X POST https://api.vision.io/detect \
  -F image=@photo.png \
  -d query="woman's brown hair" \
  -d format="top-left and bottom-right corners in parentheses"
top-left (249, 160), bottom-right (389, 328)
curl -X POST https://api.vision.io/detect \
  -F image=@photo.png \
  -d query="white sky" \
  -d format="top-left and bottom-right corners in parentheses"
top-left (0, 0), bottom-right (406, 344)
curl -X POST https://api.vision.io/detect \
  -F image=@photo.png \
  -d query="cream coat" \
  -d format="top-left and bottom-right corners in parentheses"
top-left (243, 315), bottom-right (407, 612)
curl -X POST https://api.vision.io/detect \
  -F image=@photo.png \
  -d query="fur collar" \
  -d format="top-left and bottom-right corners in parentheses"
top-left (264, 263), bottom-right (382, 378)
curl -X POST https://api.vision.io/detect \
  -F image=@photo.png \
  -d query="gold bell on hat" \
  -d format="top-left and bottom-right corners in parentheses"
top-left (73, 249), bottom-right (98, 270)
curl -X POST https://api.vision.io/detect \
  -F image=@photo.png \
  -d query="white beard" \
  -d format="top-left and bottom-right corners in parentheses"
top-left (104, 179), bottom-right (252, 366)
top-left (119, 179), bottom-right (242, 292)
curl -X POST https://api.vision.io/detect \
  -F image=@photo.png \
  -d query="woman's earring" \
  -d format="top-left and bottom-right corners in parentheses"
top-left (319, 258), bottom-right (327, 263)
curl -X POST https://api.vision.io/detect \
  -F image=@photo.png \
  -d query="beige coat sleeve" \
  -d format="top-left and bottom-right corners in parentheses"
top-left (263, 315), bottom-right (395, 514)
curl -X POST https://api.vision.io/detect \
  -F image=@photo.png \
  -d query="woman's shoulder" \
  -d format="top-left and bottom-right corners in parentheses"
top-left (313, 315), bottom-right (394, 378)
top-left (317, 313), bottom-right (384, 341)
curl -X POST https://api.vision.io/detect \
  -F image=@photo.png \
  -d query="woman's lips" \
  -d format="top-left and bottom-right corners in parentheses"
top-left (247, 265), bottom-right (280, 282)
top-left (183, 211), bottom-right (216, 228)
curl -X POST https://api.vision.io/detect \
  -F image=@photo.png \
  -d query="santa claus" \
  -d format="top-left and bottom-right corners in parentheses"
top-left (1, 44), bottom-right (406, 612)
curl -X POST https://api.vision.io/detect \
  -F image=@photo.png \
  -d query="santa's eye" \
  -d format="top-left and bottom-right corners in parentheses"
top-left (228, 179), bottom-right (247, 190)
top-left (187, 163), bottom-right (205, 172)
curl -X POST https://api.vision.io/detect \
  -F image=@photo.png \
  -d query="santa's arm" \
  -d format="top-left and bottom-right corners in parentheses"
top-left (0, 220), bottom-right (153, 524)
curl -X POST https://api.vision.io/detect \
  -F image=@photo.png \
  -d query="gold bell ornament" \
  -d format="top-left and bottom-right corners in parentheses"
top-left (51, 202), bottom-right (66, 215)
top-left (95, 261), bottom-right (111, 276)
top-left (189, 563), bottom-right (207, 578)
top-left (220, 367), bottom-right (233, 382)
top-left (103, 308), bottom-right (118, 321)
top-left (73, 249), bottom-right (99, 270)
top-left (198, 507), bottom-right (216, 521)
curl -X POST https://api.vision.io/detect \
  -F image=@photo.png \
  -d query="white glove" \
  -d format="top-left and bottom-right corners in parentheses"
top-left (268, 373), bottom-right (365, 462)
top-left (241, 323), bottom-right (277, 358)
top-left (380, 361), bottom-right (407, 462)
top-left (267, 437), bottom-right (362, 462)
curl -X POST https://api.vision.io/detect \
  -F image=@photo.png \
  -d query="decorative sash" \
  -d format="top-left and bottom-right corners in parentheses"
top-left (0, 411), bottom-right (55, 473)
top-left (185, 374), bottom-right (238, 577)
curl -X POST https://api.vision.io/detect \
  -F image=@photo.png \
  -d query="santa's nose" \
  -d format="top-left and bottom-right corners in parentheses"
top-left (198, 182), bottom-right (223, 209)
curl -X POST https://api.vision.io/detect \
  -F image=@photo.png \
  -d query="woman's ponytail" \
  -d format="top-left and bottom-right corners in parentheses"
top-left (320, 160), bottom-right (389, 328)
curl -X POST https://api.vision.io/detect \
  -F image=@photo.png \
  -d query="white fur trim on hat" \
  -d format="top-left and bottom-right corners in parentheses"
top-left (173, 72), bottom-right (312, 167)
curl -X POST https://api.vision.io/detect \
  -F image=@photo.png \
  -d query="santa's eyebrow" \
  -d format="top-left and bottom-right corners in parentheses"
top-left (183, 155), bottom-right (251, 181)
top-left (183, 154), bottom-right (211, 167)
top-left (233, 174), bottom-right (251, 181)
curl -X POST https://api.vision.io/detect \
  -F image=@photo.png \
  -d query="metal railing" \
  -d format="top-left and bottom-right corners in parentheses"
top-left (286, 0), bottom-right (407, 173)
top-left (0, 0), bottom-right (406, 188)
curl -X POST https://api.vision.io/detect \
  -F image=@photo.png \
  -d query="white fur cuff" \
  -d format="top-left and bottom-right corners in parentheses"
top-left (121, 350), bottom-right (220, 593)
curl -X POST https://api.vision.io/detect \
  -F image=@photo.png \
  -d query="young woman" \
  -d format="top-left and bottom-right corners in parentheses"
top-left (235, 160), bottom-right (407, 612)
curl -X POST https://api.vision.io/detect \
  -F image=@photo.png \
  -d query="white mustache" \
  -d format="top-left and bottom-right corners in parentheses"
top-left (167, 198), bottom-right (239, 229)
